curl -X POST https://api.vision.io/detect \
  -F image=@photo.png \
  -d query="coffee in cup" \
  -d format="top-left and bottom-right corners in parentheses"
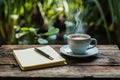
top-left (67, 34), bottom-right (97, 55)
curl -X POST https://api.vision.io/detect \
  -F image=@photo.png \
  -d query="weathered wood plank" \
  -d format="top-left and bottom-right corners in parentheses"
top-left (0, 45), bottom-right (120, 78)
top-left (96, 45), bottom-right (119, 50)
top-left (1, 45), bottom-right (119, 50)
top-left (0, 66), bottom-right (120, 78)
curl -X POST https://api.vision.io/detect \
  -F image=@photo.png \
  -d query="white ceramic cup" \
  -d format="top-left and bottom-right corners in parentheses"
top-left (67, 34), bottom-right (97, 55)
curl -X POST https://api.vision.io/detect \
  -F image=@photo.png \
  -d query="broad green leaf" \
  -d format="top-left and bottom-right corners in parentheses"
top-left (38, 38), bottom-right (48, 44)
top-left (29, 28), bottom-right (39, 35)
top-left (21, 27), bottom-right (29, 31)
top-left (42, 28), bottom-right (59, 36)
top-left (20, 27), bottom-right (38, 35)
top-left (47, 10), bottom-right (55, 16)
top-left (20, 6), bottom-right (24, 15)
top-left (15, 32), bottom-right (27, 39)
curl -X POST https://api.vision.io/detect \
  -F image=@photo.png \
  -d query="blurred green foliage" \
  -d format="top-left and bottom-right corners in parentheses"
top-left (84, 0), bottom-right (120, 44)
top-left (0, 0), bottom-right (120, 45)
top-left (0, 0), bottom-right (83, 45)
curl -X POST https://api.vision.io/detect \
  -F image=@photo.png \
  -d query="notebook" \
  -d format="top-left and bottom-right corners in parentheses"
top-left (13, 45), bottom-right (66, 70)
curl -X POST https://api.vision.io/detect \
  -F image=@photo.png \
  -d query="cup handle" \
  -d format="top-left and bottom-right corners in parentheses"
top-left (87, 38), bottom-right (97, 50)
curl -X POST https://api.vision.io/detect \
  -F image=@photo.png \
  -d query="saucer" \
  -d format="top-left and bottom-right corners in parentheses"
top-left (60, 45), bottom-right (98, 58)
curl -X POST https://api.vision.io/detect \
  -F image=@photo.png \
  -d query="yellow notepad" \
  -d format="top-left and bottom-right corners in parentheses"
top-left (13, 46), bottom-right (66, 70)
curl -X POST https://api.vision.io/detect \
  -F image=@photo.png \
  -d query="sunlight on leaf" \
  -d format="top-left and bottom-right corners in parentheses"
top-left (25, 2), bottom-right (32, 11)
top-left (29, 28), bottom-right (39, 35)
top-left (16, 32), bottom-right (27, 39)
top-left (20, 6), bottom-right (24, 15)
top-left (42, 28), bottom-right (59, 36)
top-left (14, 25), bottom-right (20, 31)
top-left (10, 14), bottom-right (19, 20)
top-left (47, 10), bottom-right (55, 16)
top-left (21, 27), bottom-right (29, 31)
top-left (20, 27), bottom-right (39, 36)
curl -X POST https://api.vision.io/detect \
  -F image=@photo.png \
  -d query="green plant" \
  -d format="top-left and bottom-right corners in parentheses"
top-left (1, 0), bottom-right (105, 45)
top-left (0, 0), bottom-right (60, 44)
top-left (108, 0), bottom-right (120, 43)
top-left (83, 0), bottom-right (112, 44)
top-left (83, 0), bottom-right (120, 44)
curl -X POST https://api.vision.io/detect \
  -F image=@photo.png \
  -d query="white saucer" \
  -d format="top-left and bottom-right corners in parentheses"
top-left (60, 45), bottom-right (98, 58)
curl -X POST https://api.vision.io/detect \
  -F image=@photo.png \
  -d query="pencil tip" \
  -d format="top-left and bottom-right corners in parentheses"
top-left (49, 57), bottom-right (54, 60)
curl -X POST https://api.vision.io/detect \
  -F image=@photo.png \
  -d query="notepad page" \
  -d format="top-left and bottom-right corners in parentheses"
top-left (13, 46), bottom-right (66, 67)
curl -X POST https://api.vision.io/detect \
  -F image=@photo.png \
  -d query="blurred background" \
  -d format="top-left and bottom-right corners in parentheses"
top-left (0, 0), bottom-right (120, 47)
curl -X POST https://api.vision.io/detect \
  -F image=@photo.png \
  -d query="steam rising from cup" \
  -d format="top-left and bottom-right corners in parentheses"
top-left (73, 9), bottom-right (85, 34)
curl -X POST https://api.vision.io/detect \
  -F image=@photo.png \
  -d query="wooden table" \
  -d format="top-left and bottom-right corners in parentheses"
top-left (0, 45), bottom-right (120, 79)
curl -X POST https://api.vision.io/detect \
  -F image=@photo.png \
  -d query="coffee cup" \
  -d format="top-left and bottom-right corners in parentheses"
top-left (67, 34), bottom-right (97, 55)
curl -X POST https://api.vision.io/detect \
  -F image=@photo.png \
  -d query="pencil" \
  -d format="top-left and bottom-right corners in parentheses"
top-left (34, 48), bottom-right (54, 60)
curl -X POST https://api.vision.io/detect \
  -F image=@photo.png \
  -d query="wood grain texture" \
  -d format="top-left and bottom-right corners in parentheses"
top-left (0, 45), bottom-right (120, 78)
